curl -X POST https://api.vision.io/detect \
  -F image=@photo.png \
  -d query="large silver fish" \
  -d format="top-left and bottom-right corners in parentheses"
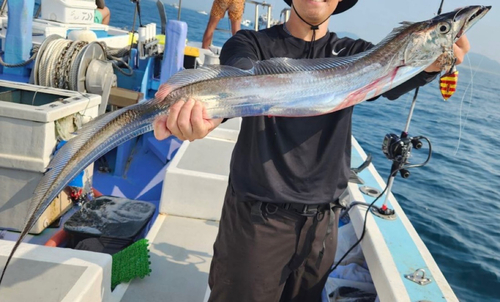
top-left (0, 5), bottom-right (491, 284)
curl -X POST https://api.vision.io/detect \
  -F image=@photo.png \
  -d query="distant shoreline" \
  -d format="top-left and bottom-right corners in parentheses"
top-left (457, 65), bottom-right (500, 76)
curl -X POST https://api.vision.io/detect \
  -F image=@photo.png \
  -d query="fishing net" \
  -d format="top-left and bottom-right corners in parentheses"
top-left (111, 238), bottom-right (152, 290)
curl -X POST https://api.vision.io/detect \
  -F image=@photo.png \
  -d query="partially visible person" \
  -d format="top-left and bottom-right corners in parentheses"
top-left (154, 0), bottom-right (471, 300)
top-left (95, 0), bottom-right (110, 25)
top-left (202, 0), bottom-right (245, 49)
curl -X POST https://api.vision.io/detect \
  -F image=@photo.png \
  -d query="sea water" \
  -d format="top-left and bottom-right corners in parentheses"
top-left (107, 2), bottom-right (500, 301)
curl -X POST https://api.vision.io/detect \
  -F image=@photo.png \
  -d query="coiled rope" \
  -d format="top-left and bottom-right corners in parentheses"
top-left (31, 37), bottom-right (134, 91)
top-left (0, 45), bottom-right (39, 67)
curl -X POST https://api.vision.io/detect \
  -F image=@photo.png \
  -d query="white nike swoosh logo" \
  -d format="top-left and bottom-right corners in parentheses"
top-left (332, 47), bottom-right (345, 56)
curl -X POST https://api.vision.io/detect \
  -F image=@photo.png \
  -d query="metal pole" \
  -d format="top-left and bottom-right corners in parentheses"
top-left (0, 0), bottom-right (6, 16)
top-left (177, 0), bottom-right (182, 20)
top-left (254, 5), bottom-right (259, 31)
top-left (282, 8), bottom-right (290, 23)
top-left (266, 6), bottom-right (271, 28)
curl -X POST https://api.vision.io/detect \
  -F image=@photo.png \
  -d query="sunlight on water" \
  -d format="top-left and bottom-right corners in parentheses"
top-left (353, 68), bottom-right (500, 302)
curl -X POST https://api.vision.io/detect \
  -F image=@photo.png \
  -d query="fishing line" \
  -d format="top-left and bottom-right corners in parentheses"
top-left (454, 67), bottom-right (469, 155)
top-left (462, 54), bottom-right (480, 121)
top-left (454, 54), bottom-right (483, 155)
top-left (330, 1), bottom-right (448, 276)
top-left (76, 91), bottom-right (93, 126)
top-left (328, 171), bottom-right (393, 275)
top-left (31, 86), bottom-right (50, 106)
top-left (329, 133), bottom-right (432, 275)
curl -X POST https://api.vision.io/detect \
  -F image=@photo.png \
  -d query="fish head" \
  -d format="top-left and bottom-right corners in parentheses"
top-left (403, 5), bottom-right (491, 70)
top-left (445, 5), bottom-right (491, 41)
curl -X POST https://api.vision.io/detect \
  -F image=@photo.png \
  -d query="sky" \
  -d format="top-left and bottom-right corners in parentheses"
top-left (177, 0), bottom-right (499, 64)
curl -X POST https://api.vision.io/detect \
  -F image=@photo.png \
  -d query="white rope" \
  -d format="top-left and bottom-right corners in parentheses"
top-left (36, 38), bottom-right (89, 89)
top-left (49, 40), bottom-right (72, 87)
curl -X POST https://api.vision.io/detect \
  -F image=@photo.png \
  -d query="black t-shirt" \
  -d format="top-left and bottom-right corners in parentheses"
top-left (220, 25), bottom-right (436, 205)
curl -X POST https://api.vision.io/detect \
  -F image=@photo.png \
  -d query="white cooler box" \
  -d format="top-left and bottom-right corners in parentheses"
top-left (0, 80), bottom-right (101, 233)
top-left (41, 0), bottom-right (97, 24)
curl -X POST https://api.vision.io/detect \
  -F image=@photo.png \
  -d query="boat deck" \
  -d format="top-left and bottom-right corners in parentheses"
top-left (0, 241), bottom-right (112, 302)
top-left (115, 214), bottom-right (218, 302)
top-left (0, 117), bottom-right (460, 301)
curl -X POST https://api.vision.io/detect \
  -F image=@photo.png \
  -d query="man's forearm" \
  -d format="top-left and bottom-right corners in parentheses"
top-left (383, 71), bottom-right (439, 100)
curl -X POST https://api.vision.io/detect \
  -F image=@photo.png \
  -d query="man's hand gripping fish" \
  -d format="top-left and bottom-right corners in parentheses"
top-left (0, 5), bottom-right (491, 285)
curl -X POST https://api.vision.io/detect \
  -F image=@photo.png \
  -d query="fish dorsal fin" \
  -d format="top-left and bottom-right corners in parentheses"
top-left (376, 21), bottom-right (415, 47)
top-left (30, 107), bottom-right (129, 203)
top-left (158, 65), bottom-right (254, 97)
top-left (29, 103), bottom-right (147, 219)
top-left (400, 21), bottom-right (415, 27)
top-left (252, 55), bottom-right (365, 75)
top-left (73, 108), bottom-right (124, 136)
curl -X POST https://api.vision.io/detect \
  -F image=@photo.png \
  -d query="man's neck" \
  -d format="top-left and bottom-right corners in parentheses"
top-left (284, 15), bottom-right (330, 41)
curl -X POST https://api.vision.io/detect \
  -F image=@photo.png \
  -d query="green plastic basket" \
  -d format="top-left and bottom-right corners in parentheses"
top-left (111, 238), bottom-right (152, 289)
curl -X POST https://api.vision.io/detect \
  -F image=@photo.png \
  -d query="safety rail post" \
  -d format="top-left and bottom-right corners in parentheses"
top-left (245, 0), bottom-right (273, 31)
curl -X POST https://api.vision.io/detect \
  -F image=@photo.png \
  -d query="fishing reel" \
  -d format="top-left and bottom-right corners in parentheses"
top-left (382, 132), bottom-right (429, 179)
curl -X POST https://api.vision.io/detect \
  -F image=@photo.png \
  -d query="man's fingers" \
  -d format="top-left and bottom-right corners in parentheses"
top-left (177, 98), bottom-right (196, 139)
top-left (455, 35), bottom-right (470, 51)
top-left (453, 35), bottom-right (470, 66)
top-left (166, 100), bottom-right (185, 139)
top-left (159, 99), bottom-right (218, 142)
top-left (153, 115), bottom-right (171, 140)
top-left (191, 101), bottom-right (206, 139)
top-left (454, 44), bottom-right (464, 65)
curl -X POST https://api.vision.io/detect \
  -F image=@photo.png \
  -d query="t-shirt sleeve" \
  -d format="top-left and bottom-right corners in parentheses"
top-left (382, 71), bottom-right (439, 100)
top-left (96, 0), bottom-right (105, 9)
top-left (219, 31), bottom-right (259, 123)
top-left (220, 31), bottom-right (259, 68)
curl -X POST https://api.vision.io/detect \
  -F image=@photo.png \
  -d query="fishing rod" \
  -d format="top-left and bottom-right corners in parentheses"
top-left (328, 0), bottom-right (448, 276)
top-left (374, 0), bottom-right (453, 218)
top-left (373, 87), bottom-right (433, 219)
top-left (438, 0), bottom-right (445, 15)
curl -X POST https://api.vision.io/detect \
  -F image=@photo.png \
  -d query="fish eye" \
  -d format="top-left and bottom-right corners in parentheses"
top-left (439, 22), bottom-right (451, 34)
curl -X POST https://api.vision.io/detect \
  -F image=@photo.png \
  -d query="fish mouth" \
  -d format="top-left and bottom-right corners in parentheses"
top-left (454, 5), bottom-right (491, 40)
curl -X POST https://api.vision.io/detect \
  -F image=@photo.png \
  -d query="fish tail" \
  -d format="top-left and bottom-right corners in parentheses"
top-left (0, 232), bottom-right (26, 286)
top-left (0, 211), bottom-right (42, 286)
top-left (0, 99), bottom-right (168, 285)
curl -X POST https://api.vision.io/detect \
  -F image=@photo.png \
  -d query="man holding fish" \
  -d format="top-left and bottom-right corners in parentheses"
top-left (154, 0), bottom-right (471, 301)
